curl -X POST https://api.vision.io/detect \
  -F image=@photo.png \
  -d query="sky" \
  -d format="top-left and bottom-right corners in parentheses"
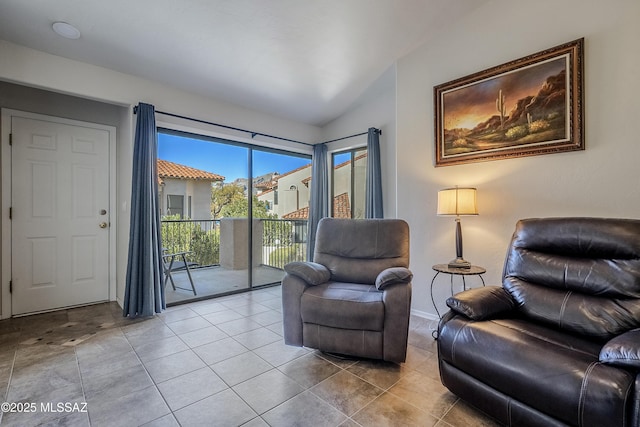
top-left (158, 133), bottom-right (311, 182)
top-left (442, 56), bottom-right (567, 130)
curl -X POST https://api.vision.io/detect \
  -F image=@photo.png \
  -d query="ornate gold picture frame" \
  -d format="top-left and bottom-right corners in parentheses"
top-left (434, 38), bottom-right (584, 166)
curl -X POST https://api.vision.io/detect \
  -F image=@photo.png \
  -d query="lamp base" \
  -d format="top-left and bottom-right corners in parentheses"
top-left (448, 258), bottom-right (471, 269)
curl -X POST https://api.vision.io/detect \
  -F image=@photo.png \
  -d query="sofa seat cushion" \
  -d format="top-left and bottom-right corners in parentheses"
top-left (439, 315), bottom-right (635, 426)
top-left (300, 282), bottom-right (384, 331)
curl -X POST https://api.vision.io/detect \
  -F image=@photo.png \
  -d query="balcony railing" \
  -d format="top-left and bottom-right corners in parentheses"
top-left (160, 218), bottom-right (308, 269)
top-left (161, 219), bottom-right (221, 266)
top-left (261, 219), bottom-right (308, 269)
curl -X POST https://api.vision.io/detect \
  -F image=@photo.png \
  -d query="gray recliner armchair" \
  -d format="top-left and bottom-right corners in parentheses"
top-left (281, 218), bottom-right (412, 363)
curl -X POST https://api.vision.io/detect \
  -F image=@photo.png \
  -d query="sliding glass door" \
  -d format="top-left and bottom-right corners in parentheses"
top-left (251, 149), bottom-right (311, 287)
top-left (158, 131), bottom-right (251, 304)
top-left (158, 129), bottom-right (310, 304)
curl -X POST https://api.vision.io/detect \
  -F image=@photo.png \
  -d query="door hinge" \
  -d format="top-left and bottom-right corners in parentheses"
top-left (9, 133), bottom-right (12, 146)
top-left (9, 207), bottom-right (11, 220)
top-left (9, 281), bottom-right (12, 293)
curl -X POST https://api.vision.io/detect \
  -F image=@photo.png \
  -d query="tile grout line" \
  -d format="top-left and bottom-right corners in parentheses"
top-left (73, 345), bottom-right (92, 426)
top-left (155, 302), bottom-right (264, 423)
top-left (119, 322), bottom-right (179, 426)
top-left (168, 307), bottom-right (265, 425)
top-left (0, 345), bottom-right (18, 425)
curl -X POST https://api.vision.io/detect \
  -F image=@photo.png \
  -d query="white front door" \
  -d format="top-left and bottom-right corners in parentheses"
top-left (11, 114), bottom-right (111, 315)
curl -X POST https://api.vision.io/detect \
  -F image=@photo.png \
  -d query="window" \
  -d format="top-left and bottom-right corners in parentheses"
top-left (167, 195), bottom-right (184, 218)
top-left (331, 148), bottom-right (367, 218)
top-left (157, 128), bottom-right (311, 304)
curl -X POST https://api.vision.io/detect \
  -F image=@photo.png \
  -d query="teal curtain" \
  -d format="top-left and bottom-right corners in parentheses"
top-left (306, 143), bottom-right (328, 261)
top-left (123, 103), bottom-right (164, 317)
top-left (365, 128), bottom-right (383, 218)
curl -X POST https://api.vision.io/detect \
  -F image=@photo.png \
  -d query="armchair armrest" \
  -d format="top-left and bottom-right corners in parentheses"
top-left (382, 281), bottom-right (412, 362)
top-left (284, 261), bottom-right (330, 285)
top-left (600, 329), bottom-right (640, 369)
top-left (376, 267), bottom-right (413, 290)
top-left (446, 286), bottom-right (515, 320)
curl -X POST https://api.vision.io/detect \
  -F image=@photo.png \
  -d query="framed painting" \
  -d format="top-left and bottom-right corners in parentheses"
top-left (434, 38), bottom-right (584, 166)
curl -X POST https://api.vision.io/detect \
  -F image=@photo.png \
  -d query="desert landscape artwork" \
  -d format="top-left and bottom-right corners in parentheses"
top-left (434, 39), bottom-right (583, 166)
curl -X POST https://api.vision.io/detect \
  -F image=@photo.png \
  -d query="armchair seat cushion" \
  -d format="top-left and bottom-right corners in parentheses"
top-left (301, 282), bottom-right (384, 331)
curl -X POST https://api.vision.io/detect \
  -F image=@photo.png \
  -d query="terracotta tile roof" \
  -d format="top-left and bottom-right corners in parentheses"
top-left (332, 192), bottom-right (352, 219)
top-left (157, 160), bottom-right (224, 184)
top-left (255, 181), bottom-right (277, 190)
top-left (282, 192), bottom-right (351, 219)
top-left (282, 206), bottom-right (308, 219)
top-left (258, 188), bottom-right (274, 196)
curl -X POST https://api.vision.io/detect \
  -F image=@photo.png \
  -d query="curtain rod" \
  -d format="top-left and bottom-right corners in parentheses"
top-left (132, 105), bottom-right (380, 147)
top-left (133, 105), bottom-right (314, 146)
top-left (320, 128), bottom-right (381, 145)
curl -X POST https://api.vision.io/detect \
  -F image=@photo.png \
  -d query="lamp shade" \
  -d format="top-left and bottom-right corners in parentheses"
top-left (437, 187), bottom-right (478, 216)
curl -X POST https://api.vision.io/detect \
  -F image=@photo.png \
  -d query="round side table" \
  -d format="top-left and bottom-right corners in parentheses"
top-left (430, 264), bottom-right (486, 338)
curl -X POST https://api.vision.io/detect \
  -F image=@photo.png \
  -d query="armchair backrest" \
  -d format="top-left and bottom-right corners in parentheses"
top-left (313, 218), bottom-right (410, 284)
top-left (503, 217), bottom-right (640, 340)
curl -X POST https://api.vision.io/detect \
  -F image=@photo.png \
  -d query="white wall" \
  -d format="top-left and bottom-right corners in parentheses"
top-left (160, 179), bottom-right (213, 220)
top-left (396, 0), bottom-right (640, 317)
top-left (321, 64), bottom-right (398, 218)
top-left (277, 169), bottom-right (311, 217)
top-left (0, 40), bottom-right (320, 308)
top-left (191, 181), bottom-right (213, 220)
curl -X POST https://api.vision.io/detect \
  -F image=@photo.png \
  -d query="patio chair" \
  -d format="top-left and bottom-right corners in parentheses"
top-left (162, 250), bottom-right (198, 295)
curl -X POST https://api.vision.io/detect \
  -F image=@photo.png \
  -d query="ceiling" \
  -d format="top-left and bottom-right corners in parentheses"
top-left (0, 0), bottom-right (487, 126)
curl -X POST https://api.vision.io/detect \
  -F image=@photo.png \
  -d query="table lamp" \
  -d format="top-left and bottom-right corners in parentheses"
top-left (437, 187), bottom-right (478, 269)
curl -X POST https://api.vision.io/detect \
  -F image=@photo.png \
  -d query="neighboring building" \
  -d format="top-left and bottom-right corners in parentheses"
top-left (157, 159), bottom-right (224, 219)
top-left (259, 164), bottom-right (312, 218)
top-left (257, 153), bottom-right (367, 219)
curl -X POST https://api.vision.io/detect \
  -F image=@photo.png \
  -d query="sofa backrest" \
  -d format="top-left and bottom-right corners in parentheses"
top-left (313, 218), bottom-right (410, 284)
top-left (503, 217), bottom-right (640, 340)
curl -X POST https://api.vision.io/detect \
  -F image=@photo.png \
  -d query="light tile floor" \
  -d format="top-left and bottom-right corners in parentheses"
top-left (0, 286), bottom-right (500, 427)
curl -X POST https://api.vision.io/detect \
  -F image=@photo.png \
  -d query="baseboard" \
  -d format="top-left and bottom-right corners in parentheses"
top-left (411, 308), bottom-right (439, 321)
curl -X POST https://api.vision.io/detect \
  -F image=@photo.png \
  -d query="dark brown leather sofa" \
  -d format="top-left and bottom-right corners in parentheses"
top-left (438, 217), bottom-right (640, 427)
top-left (281, 218), bottom-right (412, 363)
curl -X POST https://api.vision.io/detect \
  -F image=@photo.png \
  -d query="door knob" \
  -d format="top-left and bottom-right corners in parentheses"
top-left (99, 222), bottom-right (108, 228)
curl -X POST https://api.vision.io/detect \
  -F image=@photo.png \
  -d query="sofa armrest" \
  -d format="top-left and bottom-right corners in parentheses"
top-left (375, 267), bottom-right (413, 290)
top-left (446, 286), bottom-right (515, 321)
top-left (600, 329), bottom-right (640, 369)
top-left (284, 261), bottom-right (331, 285)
